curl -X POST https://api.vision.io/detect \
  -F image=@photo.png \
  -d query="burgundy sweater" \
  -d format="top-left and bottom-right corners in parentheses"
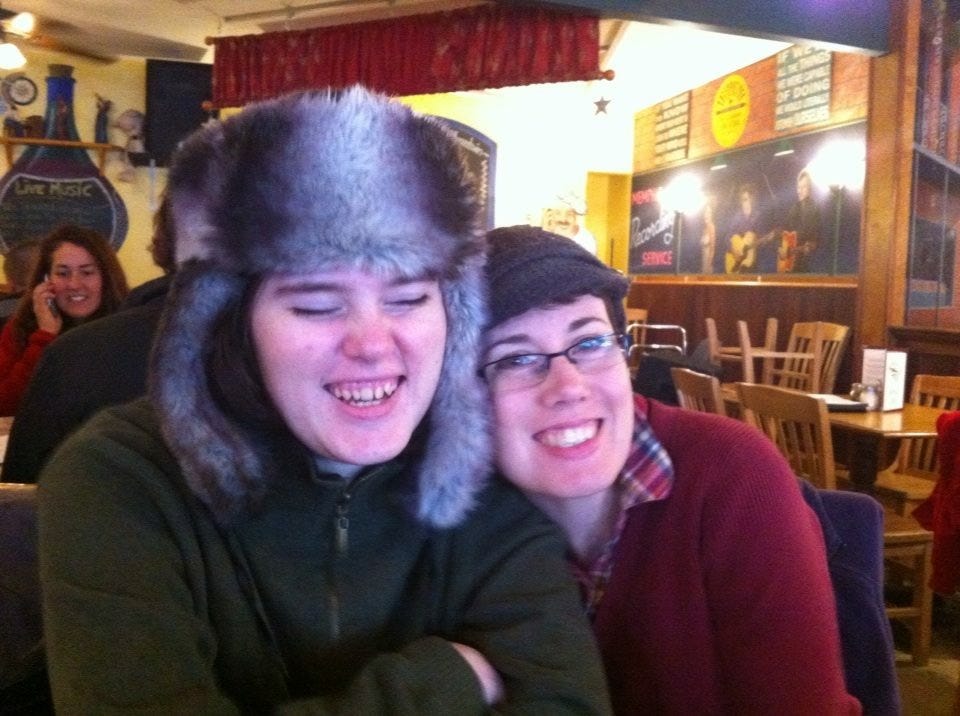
top-left (593, 398), bottom-right (861, 715)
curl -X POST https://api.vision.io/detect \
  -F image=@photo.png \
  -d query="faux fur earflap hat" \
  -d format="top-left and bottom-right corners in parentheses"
top-left (151, 87), bottom-right (489, 528)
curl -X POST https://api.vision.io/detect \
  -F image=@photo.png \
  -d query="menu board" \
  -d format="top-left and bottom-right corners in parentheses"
top-left (653, 92), bottom-right (690, 165)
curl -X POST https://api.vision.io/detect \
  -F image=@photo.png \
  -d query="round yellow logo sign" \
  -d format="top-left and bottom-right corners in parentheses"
top-left (712, 74), bottom-right (750, 148)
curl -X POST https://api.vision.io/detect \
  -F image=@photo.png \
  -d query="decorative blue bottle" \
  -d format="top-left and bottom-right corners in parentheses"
top-left (0, 64), bottom-right (128, 253)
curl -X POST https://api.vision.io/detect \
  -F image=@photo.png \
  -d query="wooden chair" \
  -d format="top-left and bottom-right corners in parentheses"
top-left (739, 320), bottom-right (849, 394)
top-left (670, 367), bottom-right (726, 416)
top-left (736, 382), bottom-right (934, 665)
top-left (737, 382), bottom-right (837, 489)
top-left (706, 316), bottom-right (777, 382)
top-left (871, 374), bottom-right (960, 515)
top-left (625, 308), bottom-right (649, 372)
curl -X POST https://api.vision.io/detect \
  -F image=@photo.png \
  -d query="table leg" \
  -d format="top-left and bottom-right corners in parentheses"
top-left (835, 433), bottom-right (902, 493)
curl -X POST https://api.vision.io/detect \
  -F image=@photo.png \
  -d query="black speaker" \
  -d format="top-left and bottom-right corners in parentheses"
top-left (144, 60), bottom-right (216, 167)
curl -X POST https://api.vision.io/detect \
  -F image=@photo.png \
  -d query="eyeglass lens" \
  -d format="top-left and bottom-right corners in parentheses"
top-left (482, 333), bottom-right (626, 391)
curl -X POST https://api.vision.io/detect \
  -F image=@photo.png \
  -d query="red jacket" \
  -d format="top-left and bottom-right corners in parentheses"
top-left (913, 410), bottom-right (960, 595)
top-left (594, 397), bottom-right (860, 714)
top-left (0, 320), bottom-right (55, 416)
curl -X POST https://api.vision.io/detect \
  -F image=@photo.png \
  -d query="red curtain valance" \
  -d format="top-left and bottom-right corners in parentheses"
top-left (210, 4), bottom-right (601, 107)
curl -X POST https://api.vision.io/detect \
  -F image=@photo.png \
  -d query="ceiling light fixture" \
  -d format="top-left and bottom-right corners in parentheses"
top-left (774, 139), bottom-right (795, 157)
top-left (8, 11), bottom-right (34, 36)
top-left (0, 7), bottom-right (30, 70)
top-left (0, 34), bottom-right (25, 70)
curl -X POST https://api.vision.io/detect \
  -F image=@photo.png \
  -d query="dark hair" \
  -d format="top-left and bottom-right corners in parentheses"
top-left (3, 239), bottom-right (41, 292)
top-left (148, 193), bottom-right (177, 274)
top-left (9, 225), bottom-right (129, 350)
top-left (206, 275), bottom-right (286, 435)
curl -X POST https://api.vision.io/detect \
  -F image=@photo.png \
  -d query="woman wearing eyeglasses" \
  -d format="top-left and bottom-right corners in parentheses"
top-left (480, 225), bottom-right (860, 715)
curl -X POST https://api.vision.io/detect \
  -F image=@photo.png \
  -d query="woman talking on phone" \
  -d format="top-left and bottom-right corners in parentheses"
top-left (0, 224), bottom-right (128, 415)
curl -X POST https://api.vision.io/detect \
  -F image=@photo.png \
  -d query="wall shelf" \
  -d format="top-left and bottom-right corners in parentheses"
top-left (0, 137), bottom-right (125, 173)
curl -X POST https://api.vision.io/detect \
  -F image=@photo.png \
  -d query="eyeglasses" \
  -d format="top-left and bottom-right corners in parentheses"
top-left (479, 332), bottom-right (628, 392)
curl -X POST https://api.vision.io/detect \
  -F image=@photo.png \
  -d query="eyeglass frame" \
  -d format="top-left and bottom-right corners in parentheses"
top-left (478, 331), bottom-right (629, 391)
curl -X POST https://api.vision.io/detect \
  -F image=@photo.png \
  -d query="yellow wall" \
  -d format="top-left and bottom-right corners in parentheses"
top-left (585, 172), bottom-right (631, 272)
top-left (403, 86), bottom-right (629, 238)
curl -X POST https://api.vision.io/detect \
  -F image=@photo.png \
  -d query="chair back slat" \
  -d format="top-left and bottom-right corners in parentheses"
top-left (736, 382), bottom-right (836, 489)
top-left (743, 321), bottom-right (849, 394)
top-left (671, 367), bottom-right (726, 416)
top-left (896, 374), bottom-right (960, 474)
top-left (812, 322), bottom-right (850, 394)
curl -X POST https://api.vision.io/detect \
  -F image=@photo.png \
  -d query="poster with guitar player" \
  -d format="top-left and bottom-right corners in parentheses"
top-left (628, 121), bottom-right (865, 276)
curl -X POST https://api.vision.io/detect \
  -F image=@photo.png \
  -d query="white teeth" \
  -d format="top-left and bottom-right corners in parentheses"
top-left (539, 422), bottom-right (597, 448)
top-left (332, 381), bottom-right (398, 406)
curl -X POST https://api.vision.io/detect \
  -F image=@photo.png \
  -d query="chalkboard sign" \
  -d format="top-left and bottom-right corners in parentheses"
top-left (0, 66), bottom-right (127, 251)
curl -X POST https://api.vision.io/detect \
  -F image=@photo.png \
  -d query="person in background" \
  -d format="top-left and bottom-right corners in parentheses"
top-left (699, 191), bottom-right (717, 274)
top-left (479, 225), bottom-right (861, 714)
top-left (723, 182), bottom-right (763, 273)
top-left (37, 89), bottom-right (610, 713)
top-left (1, 200), bottom-right (174, 483)
top-left (778, 168), bottom-right (822, 273)
top-left (0, 225), bottom-right (127, 416)
top-left (0, 239), bottom-right (41, 322)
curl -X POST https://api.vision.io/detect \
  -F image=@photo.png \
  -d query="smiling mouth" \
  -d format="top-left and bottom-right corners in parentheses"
top-left (329, 379), bottom-right (400, 407)
top-left (536, 420), bottom-right (599, 448)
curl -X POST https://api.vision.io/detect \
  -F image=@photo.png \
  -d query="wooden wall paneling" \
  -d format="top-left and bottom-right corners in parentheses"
top-left (859, 0), bottom-right (919, 371)
top-left (627, 279), bottom-right (858, 387)
top-left (888, 326), bottom-right (960, 388)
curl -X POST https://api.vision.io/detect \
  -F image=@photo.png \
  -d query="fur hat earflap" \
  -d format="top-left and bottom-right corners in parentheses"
top-left (151, 86), bottom-right (490, 527)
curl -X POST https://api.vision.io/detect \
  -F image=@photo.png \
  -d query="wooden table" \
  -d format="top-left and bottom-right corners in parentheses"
top-left (828, 404), bottom-right (946, 491)
top-left (720, 383), bottom-right (946, 490)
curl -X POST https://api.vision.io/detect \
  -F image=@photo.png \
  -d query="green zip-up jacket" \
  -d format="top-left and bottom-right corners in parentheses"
top-left (38, 399), bottom-right (611, 714)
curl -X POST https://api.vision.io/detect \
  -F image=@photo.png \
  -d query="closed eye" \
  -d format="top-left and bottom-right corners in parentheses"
top-left (291, 305), bottom-right (339, 317)
top-left (386, 294), bottom-right (430, 308)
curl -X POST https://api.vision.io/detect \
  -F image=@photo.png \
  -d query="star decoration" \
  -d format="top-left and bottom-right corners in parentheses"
top-left (594, 97), bottom-right (610, 114)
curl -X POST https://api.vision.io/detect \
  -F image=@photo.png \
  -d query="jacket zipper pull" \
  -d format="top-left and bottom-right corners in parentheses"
top-left (336, 493), bottom-right (350, 553)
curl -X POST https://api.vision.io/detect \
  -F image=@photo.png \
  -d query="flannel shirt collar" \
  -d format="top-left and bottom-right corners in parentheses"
top-left (573, 396), bottom-right (674, 617)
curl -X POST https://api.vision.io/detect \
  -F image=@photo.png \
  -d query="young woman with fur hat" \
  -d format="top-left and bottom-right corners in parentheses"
top-left (36, 90), bottom-right (610, 713)
top-left (479, 225), bottom-right (861, 714)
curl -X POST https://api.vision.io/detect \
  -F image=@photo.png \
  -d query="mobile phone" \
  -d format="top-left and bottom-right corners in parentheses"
top-left (43, 274), bottom-right (59, 317)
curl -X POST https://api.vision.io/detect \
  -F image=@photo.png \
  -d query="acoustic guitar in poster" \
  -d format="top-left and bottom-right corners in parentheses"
top-left (777, 230), bottom-right (799, 272)
top-left (724, 229), bottom-right (779, 273)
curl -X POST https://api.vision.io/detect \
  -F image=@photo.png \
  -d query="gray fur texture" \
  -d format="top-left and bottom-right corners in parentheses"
top-left (151, 87), bottom-right (490, 527)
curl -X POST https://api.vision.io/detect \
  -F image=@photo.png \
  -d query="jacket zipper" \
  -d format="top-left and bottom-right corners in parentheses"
top-left (328, 466), bottom-right (383, 641)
